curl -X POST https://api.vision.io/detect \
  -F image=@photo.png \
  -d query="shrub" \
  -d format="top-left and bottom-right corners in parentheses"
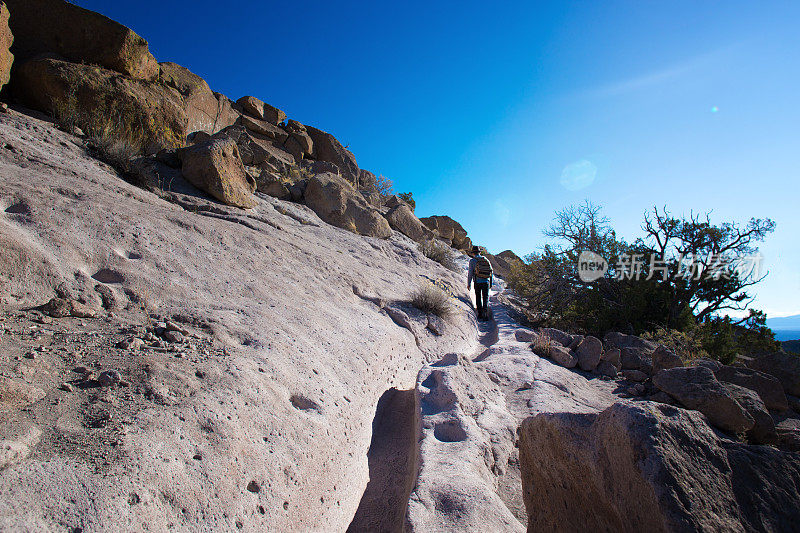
top-left (398, 192), bottom-right (416, 211)
top-left (411, 282), bottom-right (453, 318)
top-left (52, 92), bottom-right (145, 173)
top-left (641, 327), bottom-right (708, 363)
top-left (278, 162), bottom-right (314, 184)
top-left (419, 239), bottom-right (458, 272)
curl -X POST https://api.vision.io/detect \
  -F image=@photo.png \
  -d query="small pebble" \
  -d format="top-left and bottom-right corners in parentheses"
top-left (59, 382), bottom-right (73, 392)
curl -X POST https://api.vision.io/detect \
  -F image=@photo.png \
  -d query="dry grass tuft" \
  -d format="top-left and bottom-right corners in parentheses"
top-left (419, 240), bottom-right (458, 272)
top-left (411, 282), bottom-right (453, 318)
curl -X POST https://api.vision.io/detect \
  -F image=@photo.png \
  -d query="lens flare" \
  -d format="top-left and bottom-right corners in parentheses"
top-left (710, 106), bottom-right (719, 113)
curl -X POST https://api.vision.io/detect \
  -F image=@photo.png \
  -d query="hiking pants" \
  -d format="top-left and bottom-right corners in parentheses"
top-left (474, 282), bottom-right (489, 315)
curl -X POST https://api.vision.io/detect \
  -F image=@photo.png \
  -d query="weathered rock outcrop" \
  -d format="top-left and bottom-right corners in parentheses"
top-left (420, 215), bottom-right (471, 250)
top-left (158, 62), bottom-right (236, 134)
top-left (13, 56), bottom-right (186, 152)
top-left (486, 250), bottom-right (522, 279)
top-left (236, 95), bottom-right (286, 125)
top-left (385, 204), bottom-right (435, 243)
top-left (305, 124), bottom-right (359, 184)
top-left (282, 119), bottom-right (313, 163)
top-left (304, 172), bottom-right (391, 237)
top-left (519, 401), bottom-right (800, 533)
top-left (5, 0), bottom-right (158, 80)
top-left (747, 351), bottom-right (800, 396)
top-left (0, 110), bottom-right (478, 531)
top-left (213, 125), bottom-right (294, 170)
top-left (0, 2), bottom-right (12, 90)
top-left (653, 366), bottom-right (754, 434)
top-left (178, 137), bottom-right (256, 208)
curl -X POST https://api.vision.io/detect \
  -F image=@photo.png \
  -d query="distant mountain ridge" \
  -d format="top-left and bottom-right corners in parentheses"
top-left (767, 314), bottom-right (800, 330)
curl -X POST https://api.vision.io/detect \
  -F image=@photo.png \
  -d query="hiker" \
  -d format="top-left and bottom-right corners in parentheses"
top-left (467, 245), bottom-right (493, 320)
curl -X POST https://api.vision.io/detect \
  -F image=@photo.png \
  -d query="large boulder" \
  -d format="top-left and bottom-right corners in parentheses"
top-left (5, 0), bottom-right (158, 80)
top-left (652, 345), bottom-right (683, 373)
top-left (518, 401), bottom-right (800, 532)
top-left (178, 137), bottom-right (256, 209)
top-left (385, 204), bottom-right (435, 243)
top-left (530, 343), bottom-right (577, 369)
top-left (236, 95), bottom-right (286, 125)
top-left (575, 336), bottom-right (603, 371)
top-left (723, 383), bottom-right (777, 445)
top-left (747, 351), bottom-right (800, 396)
top-left (419, 215), bottom-right (470, 250)
top-left (158, 62), bottom-right (236, 135)
top-left (303, 173), bottom-right (391, 238)
top-left (714, 365), bottom-right (789, 412)
top-left (603, 331), bottom-right (658, 352)
top-left (653, 366), bottom-right (754, 434)
top-left (602, 348), bottom-right (622, 370)
top-left (304, 125), bottom-right (359, 184)
top-left (537, 327), bottom-right (575, 347)
top-left (13, 56), bottom-right (186, 153)
top-left (0, 2), bottom-right (12, 91)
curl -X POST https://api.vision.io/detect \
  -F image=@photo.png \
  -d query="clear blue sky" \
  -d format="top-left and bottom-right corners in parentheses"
top-left (75, 0), bottom-right (800, 318)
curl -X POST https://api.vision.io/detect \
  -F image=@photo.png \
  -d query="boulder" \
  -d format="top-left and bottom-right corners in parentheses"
top-left (575, 335), bottom-right (603, 371)
top-left (0, 2), bottom-right (12, 91)
top-left (653, 366), bottom-right (754, 434)
top-left (596, 360), bottom-right (618, 378)
top-left (622, 369), bottom-right (648, 383)
top-left (237, 114), bottom-right (289, 143)
top-left (714, 365), bottom-right (789, 412)
top-left (518, 401), bottom-right (800, 532)
top-left (13, 56), bottom-right (186, 153)
top-left (537, 327), bottom-right (574, 347)
top-left (305, 125), bottom-right (359, 184)
top-left (305, 160), bottom-right (340, 177)
top-left (602, 348), bottom-right (622, 370)
top-left (385, 204), bottom-right (435, 243)
top-left (236, 96), bottom-right (286, 125)
top-left (603, 331), bottom-right (658, 352)
top-left (254, 171), bottom-right (290, 200)
top-left (178, 138), bottom-right (256, 209)
top-left (747, 351), bottom-right (800, 396)
top-left (213, 125), bottom-right (294, 170)
top-left (5, 0), bottom-right (158, 80)
top-left (303, 173), bottom-right (392, 238)
top-left (359, 189), bottom-right (382, 208)
top-left (723, 383), bottom-right (777, 445)
top-left (158, 62), bottom-right (231, 135)
top-left (282, 122), bottom-right (313, 163)
top-left (620, 347), bottom-right (646, 371)
top-left (652, 345), bottom-right (683, 373)
top-left (41, 297), bottom-right (95, 318)
top-left (548, 345), bottom-right (577, 369)
top-left (419, 215), bottom-right (470, 250)
top-left (695, 358), bottom-right (723, 372)
top-left (384, 194), bottom-right (408, 210)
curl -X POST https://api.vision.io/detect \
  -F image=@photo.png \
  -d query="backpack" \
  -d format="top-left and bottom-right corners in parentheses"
top-left (474, 256), bottom-right (493, 279)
